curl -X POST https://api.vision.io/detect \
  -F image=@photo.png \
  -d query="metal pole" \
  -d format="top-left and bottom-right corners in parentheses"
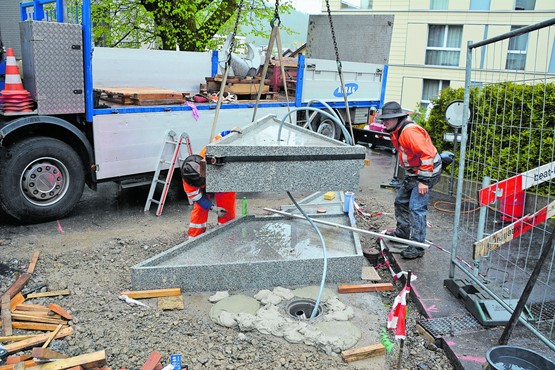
top-left (264, 208), bottom-right (430, 249)
top-left (448, 128), bottom-right (459, 196)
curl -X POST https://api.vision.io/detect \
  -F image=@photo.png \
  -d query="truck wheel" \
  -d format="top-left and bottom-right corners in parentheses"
top-left (316, 118), bottom-right (338, 139)
top-left (0, 137), bottom-right (85, 223)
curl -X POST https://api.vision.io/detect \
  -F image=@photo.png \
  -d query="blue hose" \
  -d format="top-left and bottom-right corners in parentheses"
top-left (286, 191), bottom-right (327, 321)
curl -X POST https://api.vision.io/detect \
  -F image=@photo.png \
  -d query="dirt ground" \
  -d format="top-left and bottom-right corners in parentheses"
top-left (0, 148), bottom-right (454, 369)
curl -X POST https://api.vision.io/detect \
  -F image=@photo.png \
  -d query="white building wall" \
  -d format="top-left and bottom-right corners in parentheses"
top-left (324, 1), bottom-right (555, 110)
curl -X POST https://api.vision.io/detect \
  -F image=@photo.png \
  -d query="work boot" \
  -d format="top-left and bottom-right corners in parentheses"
top-left (383, 229), bottom-right (408, 239)
top-left (400, 246), bottom-right (425, 259)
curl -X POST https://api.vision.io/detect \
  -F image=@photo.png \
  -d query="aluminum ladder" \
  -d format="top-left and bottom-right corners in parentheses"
top-left (144, 130), bottom-right (192, 216)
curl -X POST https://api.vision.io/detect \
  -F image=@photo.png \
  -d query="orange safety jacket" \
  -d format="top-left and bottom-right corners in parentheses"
top-left (390, 120), bottom-right (441, 183)
top-left (182, 134), bottom-right (235, 237)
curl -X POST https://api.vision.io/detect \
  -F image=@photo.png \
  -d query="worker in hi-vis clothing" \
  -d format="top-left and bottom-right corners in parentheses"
top-left (379, 101), bottom-right (442, 259)
top-left (180, 132), bottom-right (237, 238)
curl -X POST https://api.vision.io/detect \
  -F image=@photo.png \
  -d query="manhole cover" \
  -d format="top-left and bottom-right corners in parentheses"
top-left (285, 298), bottom-right (323, 320)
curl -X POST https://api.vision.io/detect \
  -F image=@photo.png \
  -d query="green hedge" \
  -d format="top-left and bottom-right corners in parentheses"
top-left (416, 82), bottom-right (555, 195)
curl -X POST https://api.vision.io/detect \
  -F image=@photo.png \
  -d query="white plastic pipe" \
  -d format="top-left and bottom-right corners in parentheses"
top-left (263, 208), bottom-right (430, 249)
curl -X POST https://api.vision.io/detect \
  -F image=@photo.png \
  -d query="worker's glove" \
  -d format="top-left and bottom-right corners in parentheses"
top-left (211, 206), bottom-right (227, 217)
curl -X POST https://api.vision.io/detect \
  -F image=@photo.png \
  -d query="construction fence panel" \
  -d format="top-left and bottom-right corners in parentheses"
top-left (451, 18), bottom-right (555, 350)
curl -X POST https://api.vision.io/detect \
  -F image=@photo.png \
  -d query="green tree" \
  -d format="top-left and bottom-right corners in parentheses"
top-left (91, 0), bottom-right (294, 51)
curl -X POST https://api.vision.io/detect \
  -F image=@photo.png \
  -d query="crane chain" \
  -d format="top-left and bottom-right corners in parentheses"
top-left (325, 0), bottom-right (341, 68)
top-left (272, 0), bottom-right (281, 26)
top-left (227, 0), bottom-right (245, 65)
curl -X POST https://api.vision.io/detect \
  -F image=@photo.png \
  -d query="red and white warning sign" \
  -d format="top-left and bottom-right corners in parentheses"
top-left (473, 200), bottom-right (555, 259)
top-left (478, 161), bottom-right (555, 206)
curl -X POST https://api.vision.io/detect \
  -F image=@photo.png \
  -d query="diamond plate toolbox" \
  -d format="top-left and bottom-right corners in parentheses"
top-left (20, 21), bottom-right (85, 114)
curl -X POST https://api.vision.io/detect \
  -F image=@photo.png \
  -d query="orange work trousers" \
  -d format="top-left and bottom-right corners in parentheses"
top-left (188, 192), bottom-right (236, 237)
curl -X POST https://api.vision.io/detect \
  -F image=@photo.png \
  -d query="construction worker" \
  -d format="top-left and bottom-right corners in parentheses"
top-left (180, 132), bottom-right (237, 238)
top-left (379, 101), bottom-right (442, 259)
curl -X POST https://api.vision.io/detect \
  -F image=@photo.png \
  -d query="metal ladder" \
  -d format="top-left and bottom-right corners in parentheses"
top-left (144, 130), bottom-right (192, 216)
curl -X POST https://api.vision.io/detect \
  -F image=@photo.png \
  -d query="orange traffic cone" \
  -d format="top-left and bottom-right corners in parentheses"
top-left (2, 48), bottom-right (26, 94)
top-left (0, 47), bottom-right (34, 113)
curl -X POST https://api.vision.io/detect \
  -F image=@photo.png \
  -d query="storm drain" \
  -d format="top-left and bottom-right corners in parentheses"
top-left (418, 314), bottom-right (484, 338)
top-left (286, 298), bottom-right (323, 320)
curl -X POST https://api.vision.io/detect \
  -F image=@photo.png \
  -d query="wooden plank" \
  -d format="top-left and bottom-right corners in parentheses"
top-left (10, 293), bottom-right (25, 311)
top-left (47, 304), bottom-right (72, 321)
top-left (361, 266), bottom-right (381, 281)
top-left (157, 296), bottom-right (184, 311)
top-left (0, 334), bottom-right (38, 342)
top-left (2, 295), bottom-right (12, 336)
top-left (4, 327), bottom-right (73, 354)
top-left (5, 355), bottom-right (33, 364)
top-left (14, 304), bottom-right (50, 312)
top-left (26, 350), bottom-right (106, 370)
top-left (0, 360), bottom-right (37, 370)
top-left (26, 290), bottom-right (70, 299)
top-left (120, 288), bottom-right (181, 299)
top-left (2, 322), bottom-right (67, 332)
top-left (42, 324), bottom-right (64, 348)
top-left (337, 283), bottom-right (393, 294)
top-left (140, 352), bottom-right (162, 370)
top-left (0, 273), bottom-right (32, 301)
top-left (32, 347), bottom-right (69, 360)
top-left (11, 313), bottom-right (66, 325)
top-left (225, 84), bottom-right (269, 95)
top-left (26, 251), bottom-right (41, 274)
top-left (341, 343), bottom-right (386, 362)
top-left (12, 310), bottom-right (61, 320)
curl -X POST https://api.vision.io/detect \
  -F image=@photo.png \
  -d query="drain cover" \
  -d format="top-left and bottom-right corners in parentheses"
top-left (418, 314), bottom-right (484, 338)
top-left (286, 298), bottom-right (323, 320)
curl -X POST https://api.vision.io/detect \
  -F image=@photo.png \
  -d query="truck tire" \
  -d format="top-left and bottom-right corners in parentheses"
top-left (0, 137), bottom-right (85, 223)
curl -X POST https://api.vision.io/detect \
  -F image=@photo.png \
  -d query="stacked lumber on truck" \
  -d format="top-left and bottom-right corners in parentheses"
top-left (94, 86), bottom-right (188, 106)
top-left (205, 76), bottom-right (276, 101)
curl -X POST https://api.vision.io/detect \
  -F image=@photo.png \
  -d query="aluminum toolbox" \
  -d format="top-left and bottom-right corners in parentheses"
top-left (20, 21), bottom-right (85, 114)
top-left (204, 115), bottom-right (367, 193)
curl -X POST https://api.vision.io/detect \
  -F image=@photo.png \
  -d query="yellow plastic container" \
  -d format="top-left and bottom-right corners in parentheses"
top-left (324, 192), bottom-right (336, 200)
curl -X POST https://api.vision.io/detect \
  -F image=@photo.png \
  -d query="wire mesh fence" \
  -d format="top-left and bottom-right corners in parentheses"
top-left (452, 18), bottom-right (555, 350)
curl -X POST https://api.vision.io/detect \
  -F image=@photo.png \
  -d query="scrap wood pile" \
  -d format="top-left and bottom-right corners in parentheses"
top-left (202, 75), bottom-right (277, 101)
top-left (0, 251), bottom-right (184, 370)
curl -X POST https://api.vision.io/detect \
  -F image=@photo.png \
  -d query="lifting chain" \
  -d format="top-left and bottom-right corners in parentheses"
top-left (210, 0), bottom-right (245, 142)
top-left (226, 0), bottom-right (246, 65)
top-left (324, 0), bottom-right (355, 145)
top-left (325, 0), bottom-right (341, 70)
top-left (272, 0), bottom-right (281, 27)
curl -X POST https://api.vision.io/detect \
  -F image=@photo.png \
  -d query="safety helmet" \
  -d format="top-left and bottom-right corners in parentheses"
top-left (181, 154), bottom-right (205, 187)
top-left (378, 101), bottom-right (408, 120)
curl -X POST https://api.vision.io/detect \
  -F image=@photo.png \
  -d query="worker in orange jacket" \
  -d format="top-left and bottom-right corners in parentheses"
top-left (180, 132), bottom-right (237, 238)
top-left (379, 101), bottom-right (442, 259)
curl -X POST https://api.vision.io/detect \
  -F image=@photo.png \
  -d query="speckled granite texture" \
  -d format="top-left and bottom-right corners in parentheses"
top-left (131, 213), bottom-right (364, 292)
top-left (204, 116), bottom-right (366, 193)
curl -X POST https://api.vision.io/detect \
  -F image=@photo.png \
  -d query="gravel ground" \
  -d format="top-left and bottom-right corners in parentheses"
top-left (0, 151), bottom-right (455, 369)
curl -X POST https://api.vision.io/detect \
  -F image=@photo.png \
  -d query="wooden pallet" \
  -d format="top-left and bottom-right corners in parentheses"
top-left (205, 76), bottom-right (271, 96)
top-left (95, 86), bottom-right (186, 106)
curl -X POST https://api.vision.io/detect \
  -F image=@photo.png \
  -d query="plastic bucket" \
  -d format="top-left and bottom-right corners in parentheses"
top-left (499, 191), bottom-right (525, 221)
top-left (485, 346), bottom-right (555, 370)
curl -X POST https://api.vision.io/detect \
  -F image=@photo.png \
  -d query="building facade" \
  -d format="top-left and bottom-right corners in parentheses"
top-left (325, 0), bottom-right (555, 111)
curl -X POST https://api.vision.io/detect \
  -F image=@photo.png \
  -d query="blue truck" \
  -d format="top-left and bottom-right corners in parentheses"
top-left (0, 0), bottom-right (386, 223)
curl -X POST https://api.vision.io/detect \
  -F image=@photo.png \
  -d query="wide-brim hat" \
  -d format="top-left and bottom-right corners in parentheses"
top-left (378, 101), bottom-right (409, 120)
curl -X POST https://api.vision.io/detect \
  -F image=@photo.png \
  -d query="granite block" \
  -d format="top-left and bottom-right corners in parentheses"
top-left (131, 214), bottom-right (364, 292)
top-left (205, 116), bottom-right (366, 193)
